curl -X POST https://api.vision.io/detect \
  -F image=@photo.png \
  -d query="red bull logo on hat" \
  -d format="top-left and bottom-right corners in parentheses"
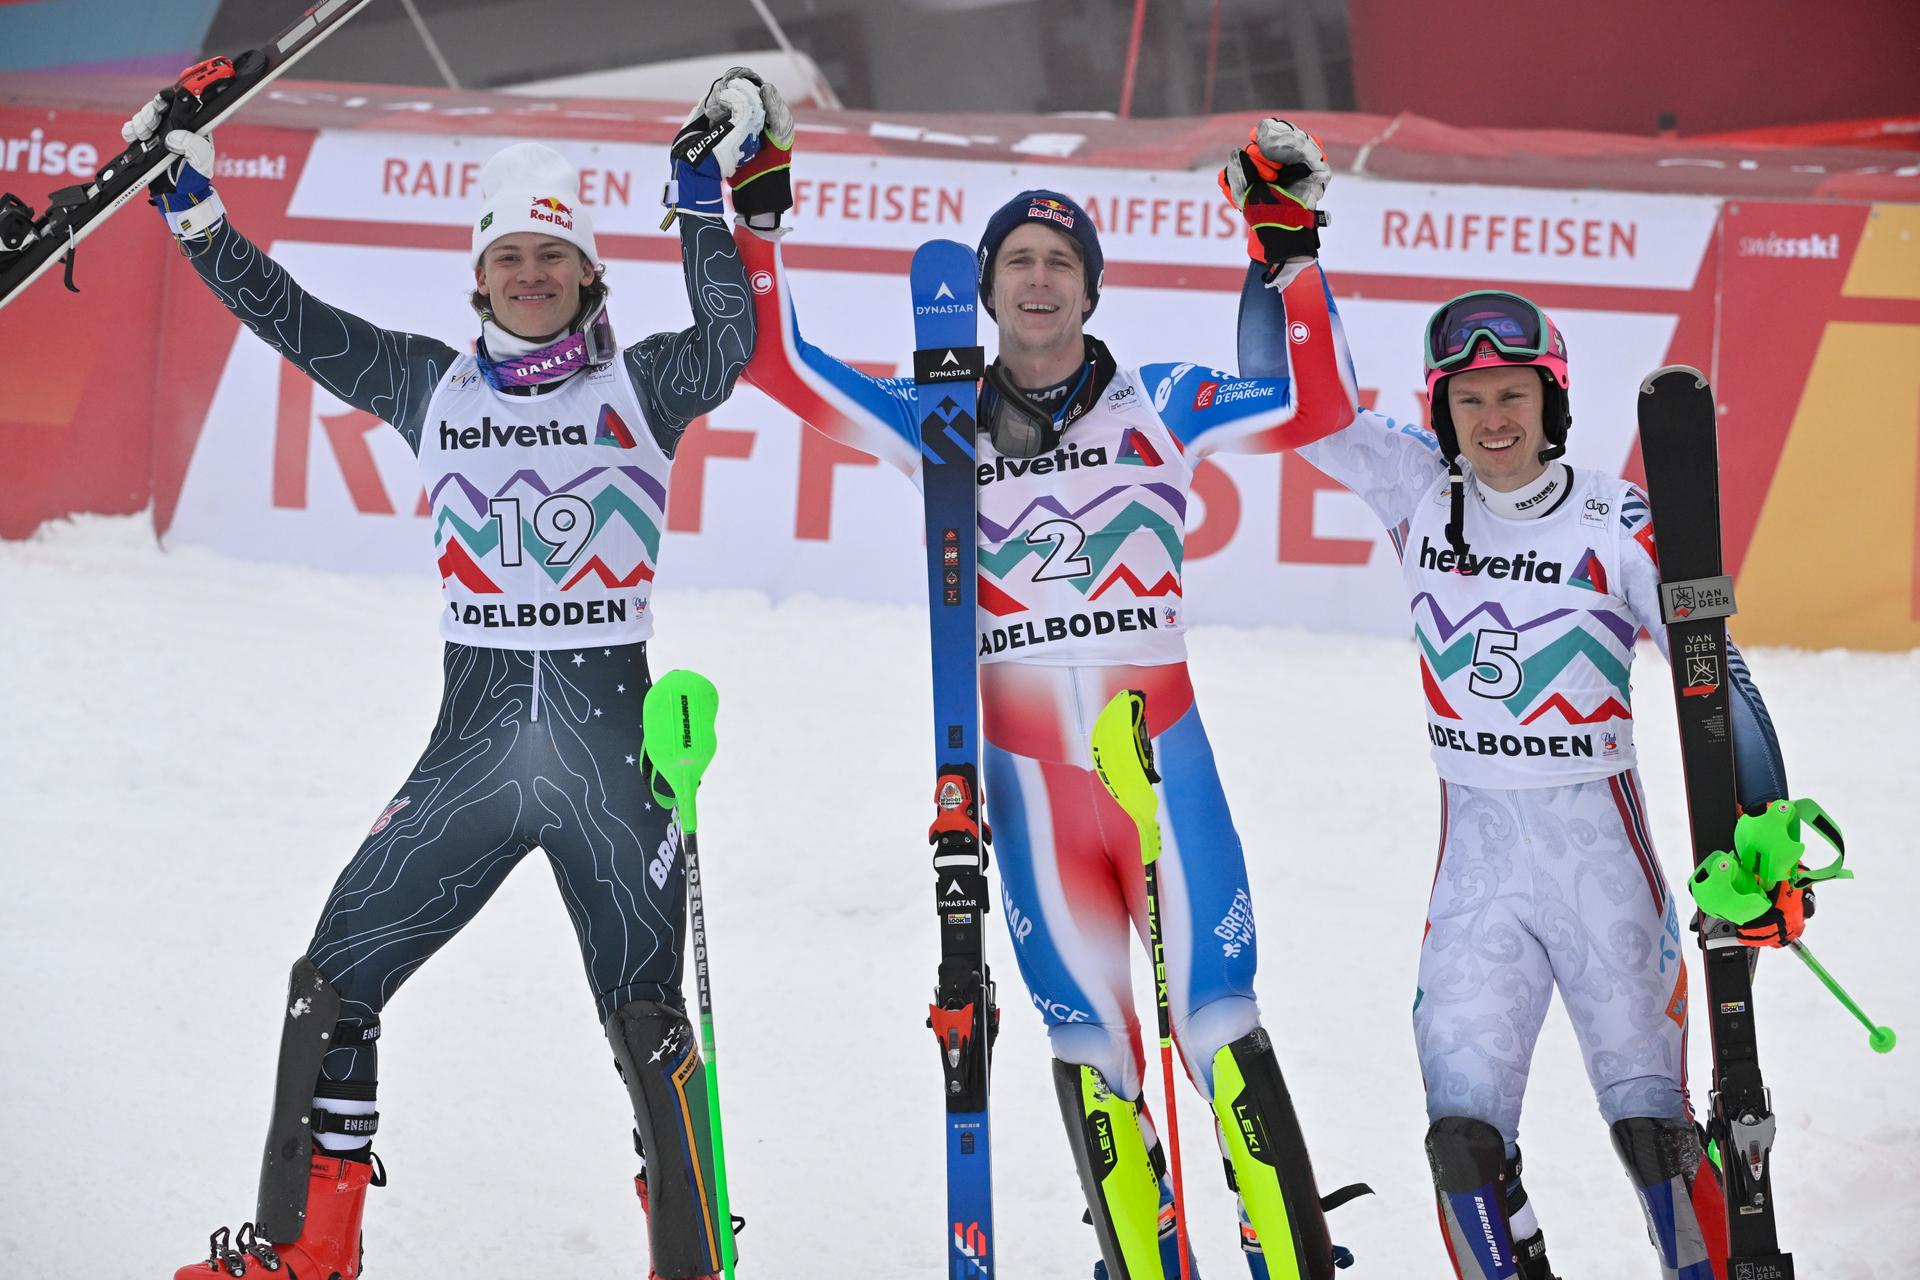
top-left (529, 195), bottom-right (574, 229)
top-left (1027, 197), bottom-right (1076, 230)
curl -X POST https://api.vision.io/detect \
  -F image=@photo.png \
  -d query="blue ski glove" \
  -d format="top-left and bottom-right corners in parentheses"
top-left (122, 93), bottom-right (224, 242)
top-left (661, 76), bottom-right (765, 227)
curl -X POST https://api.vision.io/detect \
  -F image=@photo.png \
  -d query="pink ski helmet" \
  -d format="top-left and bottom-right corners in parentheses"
top-left (1423, 290), bottom-right (1571, 462)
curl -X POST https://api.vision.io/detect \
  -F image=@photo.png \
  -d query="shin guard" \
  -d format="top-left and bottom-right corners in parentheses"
top-left (607, 1001), bottom-right (721, 1280)
top-left (254, 957), bottom-right (345, 1242)
top-left (1609, 1117), bottom-right (1723, 1280)
top-left (1053, 1059), bottom-right (1164, 1279)
top-left (1425, 1117), bottom-right (1518, 1280)
top-left (1212, 1029), bottom-right (1340, 1280)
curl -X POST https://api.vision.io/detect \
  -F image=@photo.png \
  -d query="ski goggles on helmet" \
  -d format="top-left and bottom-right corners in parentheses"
top-left (1424, 290), bottom-right (1559, 373)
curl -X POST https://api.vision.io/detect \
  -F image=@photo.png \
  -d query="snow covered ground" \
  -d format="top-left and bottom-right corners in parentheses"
top-left (2, 516), bottom-right (1915, 1278)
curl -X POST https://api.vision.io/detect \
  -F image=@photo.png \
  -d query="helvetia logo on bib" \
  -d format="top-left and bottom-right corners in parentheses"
top-left (1418, 537), bottom-right (1564, 583)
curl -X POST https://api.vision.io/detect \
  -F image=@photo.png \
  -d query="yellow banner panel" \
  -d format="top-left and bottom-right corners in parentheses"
top-left (1738, 322), bottom-right (1920, 650)
top-left (1842, 204), bottom-right (1920, 301)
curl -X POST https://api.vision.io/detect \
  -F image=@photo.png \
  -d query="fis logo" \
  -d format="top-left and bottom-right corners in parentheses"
top-left (1602, 730), bottom-right (1619, 758)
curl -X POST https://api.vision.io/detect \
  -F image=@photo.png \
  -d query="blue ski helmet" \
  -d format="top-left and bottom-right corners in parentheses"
top-left (976, 190), bottom-right (1104, 318)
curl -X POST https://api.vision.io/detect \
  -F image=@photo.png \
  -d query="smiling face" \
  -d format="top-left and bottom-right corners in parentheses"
top-left (1446, 364), bottom-right (1550, 491)
top-left (475, 233), bottom-right (596, 340)
top-left (989, 222), bottom-right (1090, 381)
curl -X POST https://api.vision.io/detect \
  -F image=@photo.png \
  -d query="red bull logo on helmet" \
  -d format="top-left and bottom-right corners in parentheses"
top-left (528, 195), bottom-right (574, 229)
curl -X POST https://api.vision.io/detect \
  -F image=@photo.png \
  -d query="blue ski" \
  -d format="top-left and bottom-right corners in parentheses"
top-left (910, 239), bottom-right (997, 1279)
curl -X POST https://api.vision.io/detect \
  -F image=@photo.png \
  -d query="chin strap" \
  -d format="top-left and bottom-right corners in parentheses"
top-left (1444, 459), bottom-right (1471, 561)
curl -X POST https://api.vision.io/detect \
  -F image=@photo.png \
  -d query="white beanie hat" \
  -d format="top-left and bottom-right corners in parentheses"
top-left (472, 142), bottom-right (599, 266)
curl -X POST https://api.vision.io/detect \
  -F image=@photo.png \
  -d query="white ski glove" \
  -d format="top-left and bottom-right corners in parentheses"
top-left (662, 75), bottom-right (766, 225)
top-left (121, 94), bottom-right (217, 186)
top-left (122, 94), bottom-right (224, 241)
top-left (1245, 118), bottom-right (1331, 211)
top-left (720, 67), bottom-right (795, 226)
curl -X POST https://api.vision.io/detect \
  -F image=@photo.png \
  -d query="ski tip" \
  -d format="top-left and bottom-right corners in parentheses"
top-left (1639, 364), bottom-right (1709, 395)
top-left (913, 238), bottom-right (975, 258)
top-left (911, 238), bottom-right (979, 281)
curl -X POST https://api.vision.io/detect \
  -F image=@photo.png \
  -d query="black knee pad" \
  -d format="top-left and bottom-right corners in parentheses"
top-left (606, 1000), bottom-right (721, 1280)
top-left (1428, 1117), bottom-right (1544, 1278)
top-left (1609, 1115), bottom-right (1701, 1187)
top-left (255, 956), bottom-right (380, 1241)
top-left (1425, 1115), bottom-right (1506, 1194)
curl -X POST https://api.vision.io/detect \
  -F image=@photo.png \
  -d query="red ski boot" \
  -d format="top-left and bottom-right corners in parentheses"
top-left (634, 1170), bottom-right (723, 1280)
top-left (173, 1153), bottom-right (381, 1279)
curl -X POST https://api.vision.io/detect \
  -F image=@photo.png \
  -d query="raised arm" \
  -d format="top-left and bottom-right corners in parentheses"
top-left (130, 111), bottom-right (458, 452)
top-left (1235, 259), bottom-right (1444, 537)
top-left (732, 223), bottom-right (921, 476)
top-left (1214, 120), bottom-right (1444, 535)
top-left (621, 215), bottom-right (755, 456)
top-left (1149, 258), bottom-right (1362, 461)
top-left (172, 220), bottom-right (457, 452)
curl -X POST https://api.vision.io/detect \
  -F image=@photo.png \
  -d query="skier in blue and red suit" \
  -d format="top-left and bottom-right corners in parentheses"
top-left (719, 74), bottom-right (1369, 1280)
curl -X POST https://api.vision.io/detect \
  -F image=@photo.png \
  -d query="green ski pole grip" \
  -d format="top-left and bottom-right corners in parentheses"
top-left (1732, 799), bottom-right (1806, 888)
top-left (1688, 797), bottom-right (1852, 923)
top-left (1687, 852), bottom-right (1771, 924)
top-left (641, 669), bottom-right (720, 834)
top-left (1090, 689), bottom-right (1162, 866)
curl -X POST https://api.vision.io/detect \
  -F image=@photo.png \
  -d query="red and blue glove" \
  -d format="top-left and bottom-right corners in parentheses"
top-left (1217, 118), bottom-right (1330, 281)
